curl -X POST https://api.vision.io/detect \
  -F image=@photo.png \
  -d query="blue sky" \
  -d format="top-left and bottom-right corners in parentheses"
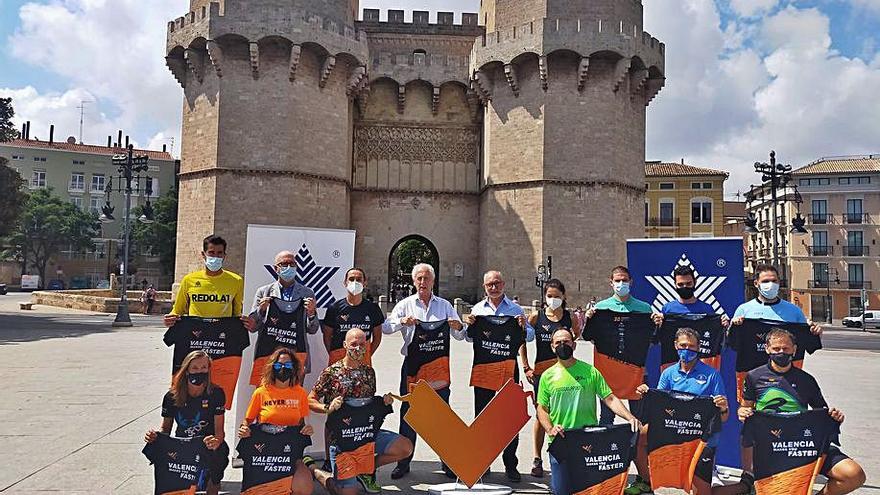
top-left (1, 0), bottom-right (878, 196)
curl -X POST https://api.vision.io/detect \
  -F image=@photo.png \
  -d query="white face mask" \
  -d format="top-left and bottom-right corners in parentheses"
top-left (613, 281), bottom-right (631, 297)
top-left (758, 281), bottom-right (780, 300)
top-left (347, 281), bottom-right (364, 296)
top-left (546, 297), bottom-right (563, 310)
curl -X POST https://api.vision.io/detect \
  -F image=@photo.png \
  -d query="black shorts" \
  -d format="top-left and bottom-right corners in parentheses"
top-left (694, 446), bottom-right (716, 483)
top-left (819, 446), bottom-right (850, 477)
top-left (206, 441), bottom-right (230, 484)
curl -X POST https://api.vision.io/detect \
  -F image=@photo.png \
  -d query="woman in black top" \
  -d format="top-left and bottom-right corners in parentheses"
top-left (145, 350), bottom-right (228, 495)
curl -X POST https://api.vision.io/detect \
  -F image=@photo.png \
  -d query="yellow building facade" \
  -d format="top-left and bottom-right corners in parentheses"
top-left (645, 161), bottom-right (729, 238)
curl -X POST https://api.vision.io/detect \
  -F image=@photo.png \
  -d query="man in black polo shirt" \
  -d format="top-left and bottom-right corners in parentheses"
top-left (738, 328), bottom-right (865, 495)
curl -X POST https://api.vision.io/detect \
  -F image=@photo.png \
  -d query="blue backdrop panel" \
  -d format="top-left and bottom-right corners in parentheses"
top-left (627, 237), bottom-right (745, 469)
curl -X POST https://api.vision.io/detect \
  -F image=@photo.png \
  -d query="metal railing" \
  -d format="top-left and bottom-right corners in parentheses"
top-left (647, 217), bottom-right (679, 227)
top-left (847, 281), bottom-right (872, 290)
top-left (807, 213), bottom-right (830, 224)
top-left (843, 213), bottom-right (870, 224)
top-left (806, 245), bottom-right (833, 256)
top-left (808, 279), bottom-right (831, 289)
top-left (845, 245), bottom-right (870, 256)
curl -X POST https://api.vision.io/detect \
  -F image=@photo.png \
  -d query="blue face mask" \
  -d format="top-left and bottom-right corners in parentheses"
top-left (278, 265), bottom-right (296, 282)
top-left (678, 348), bottom-right (699, 363)
top-left (204, 256), bottom-right (223, 272)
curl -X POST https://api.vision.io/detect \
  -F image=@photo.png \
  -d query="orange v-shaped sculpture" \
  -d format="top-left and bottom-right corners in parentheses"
top-left (394, 379), bottom-right (532, 488)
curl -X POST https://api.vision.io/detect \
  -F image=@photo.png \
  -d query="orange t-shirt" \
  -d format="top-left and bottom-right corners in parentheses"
top-left (245, 384), bottom-right (310, 426)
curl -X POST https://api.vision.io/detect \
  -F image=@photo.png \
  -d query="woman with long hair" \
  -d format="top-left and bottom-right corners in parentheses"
top-left (526, 278), bottom-right (582, 477)
top-left (238, 347), bottom-right (314, 495)
top-left (144, 350), bottom-right (228, 495)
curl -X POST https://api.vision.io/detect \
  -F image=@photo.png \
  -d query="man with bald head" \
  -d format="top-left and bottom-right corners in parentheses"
top-left (308, 329), bottom-right (414, 494)
top-left (463, 270), bottom-right (533, 481)
top-left (538, 328), bottom-right (641, 495)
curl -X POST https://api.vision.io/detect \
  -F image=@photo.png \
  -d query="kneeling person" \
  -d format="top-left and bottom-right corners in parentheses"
top-left (738, 328), bottom-right (865, 495)
top-left (629, 328), bottom-right (735, 495)
top-left (144, 351), bottom-right (229, 495)
top-left (308, 329), bottom-right (414, 494)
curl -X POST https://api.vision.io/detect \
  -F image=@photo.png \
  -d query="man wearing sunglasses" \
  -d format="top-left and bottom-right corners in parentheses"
top-left (245, 250), bottom-right (319, 334)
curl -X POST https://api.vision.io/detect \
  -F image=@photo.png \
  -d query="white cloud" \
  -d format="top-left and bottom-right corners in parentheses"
top-left (729, 0), bottom-right (779, 17)
top-left (645, 1), bottom-right (880, 197)
top-left (850, 0), bottom-right (880, 14)
top-left (5, 0), bottom-right (182, 152)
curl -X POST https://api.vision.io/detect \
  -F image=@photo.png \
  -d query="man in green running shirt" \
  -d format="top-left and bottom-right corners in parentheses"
top-left (537, 328), bottom-right (640, 495)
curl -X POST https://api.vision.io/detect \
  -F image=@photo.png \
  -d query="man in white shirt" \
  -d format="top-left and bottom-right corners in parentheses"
top-left (384, 263), bottom-right (464, 479)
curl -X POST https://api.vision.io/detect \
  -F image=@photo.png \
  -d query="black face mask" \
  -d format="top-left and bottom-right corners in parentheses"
top-left (554, 343), bottom-right (574, 360)
top-left (187, 372), bottom-right (208, 386)
top-left (273, 366), bottom-right (293, 383)
top-left (769, 352), bottom-right (794, 368)
top-left (675, 287), bottom-right (696, 300)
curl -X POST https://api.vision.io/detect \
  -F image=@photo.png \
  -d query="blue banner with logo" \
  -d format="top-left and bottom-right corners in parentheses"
top-left (627, 237), bottom-right (745, 468)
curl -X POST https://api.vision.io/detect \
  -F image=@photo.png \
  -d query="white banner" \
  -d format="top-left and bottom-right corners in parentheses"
top-left (233, 224), bottom-right (356, 457)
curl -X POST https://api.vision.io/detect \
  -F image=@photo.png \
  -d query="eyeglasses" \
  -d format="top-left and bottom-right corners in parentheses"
top-left (276, 262), bottom-right (295, 268)
top-left (272, 362), bottom-right (294, 371)
top-left (484, 281), bottom-right (503, 288)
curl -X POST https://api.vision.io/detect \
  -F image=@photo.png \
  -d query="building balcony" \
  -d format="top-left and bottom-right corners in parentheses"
top-left (808, 279), bottom-right (831, 289)
top-left (844, 245), bottom-right (870, 256)
top-left (759, 219), bottom-right (770, 230)
top-left (807, 213), bottom-right (831, 224)
top-left (806, 245), bottom-right (833, 256)
top-left (647, 217), bottom-right (680, 227)
top-left (847, 281), bottom-right (872, 290)
top-left (842, 213), bottom-right (871, 224)
top-left (758, 248), bottom-right (771, 258)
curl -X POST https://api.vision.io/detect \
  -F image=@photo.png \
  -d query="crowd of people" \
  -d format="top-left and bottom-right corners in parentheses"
top-left (144, 234), bottom-right (866, 495)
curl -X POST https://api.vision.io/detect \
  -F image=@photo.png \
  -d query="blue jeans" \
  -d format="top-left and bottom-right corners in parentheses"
top-left (548, 451), bottom-right (569, 495)
top-left (397, 361), bottom-right (451, 469)
top-left (330, 430), bottom-right (400, 488)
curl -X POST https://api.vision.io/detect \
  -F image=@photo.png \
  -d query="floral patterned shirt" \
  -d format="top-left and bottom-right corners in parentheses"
top-left (311, 360), bottom-right (377, 405)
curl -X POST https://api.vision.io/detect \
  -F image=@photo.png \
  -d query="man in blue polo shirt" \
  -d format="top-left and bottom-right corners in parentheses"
top-left (626, 327), bottom-right (733, 495)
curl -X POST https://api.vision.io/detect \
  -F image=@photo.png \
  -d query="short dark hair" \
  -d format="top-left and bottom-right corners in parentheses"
top-left (754, 264), bottom-right (779, 279)
top-left (673, 265), bottom-right (696, 281)
top-left (203, 235), bottom-right (227, 252)
top-left (611, 266), bottom-right (631, 278)
top-left (675, 327), bottom-right (700, 344)
top-left (765, 327), bottom-right (796, 346)
top-left (345, 267), bottom-right (367, 280)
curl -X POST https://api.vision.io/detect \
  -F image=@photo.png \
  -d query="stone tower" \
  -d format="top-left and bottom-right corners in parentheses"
top-left (471, 0), bottom-right (665, 299)
top-left (165, 0), bottom-right (369, 274)
top-left (165, 0), bottom-right (665, 304)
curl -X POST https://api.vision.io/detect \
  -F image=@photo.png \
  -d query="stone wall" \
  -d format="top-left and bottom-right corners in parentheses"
top-left (31, 290), bottom-right (173, 313)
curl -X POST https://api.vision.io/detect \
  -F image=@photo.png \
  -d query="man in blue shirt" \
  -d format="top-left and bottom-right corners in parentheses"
top-left (463, 270), bottom-right (533, 482)
top-left (652, 265), bottom-right (730, 328)
top-left (627, 327), bottom-right (733, 495)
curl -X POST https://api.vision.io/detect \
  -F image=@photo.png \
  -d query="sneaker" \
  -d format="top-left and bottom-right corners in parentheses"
top-left (530, 458), bottom-right (544, 477)
top-left (738, 472), bottom-right (756, 495)
top-left (390, 465), bottom-right (409, 480)
top-left (231, 457), bottom-right (244, 469)
top-left (623, 475), bottom-right (652, 495)
top-left (357, 474), bottom-right (382, 494)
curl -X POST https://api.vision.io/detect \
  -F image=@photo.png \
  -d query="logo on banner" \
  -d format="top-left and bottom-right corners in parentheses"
top-left (644, 254), bottom-right (727, 314)
top-left (263, 243), bottom-right (341, 309)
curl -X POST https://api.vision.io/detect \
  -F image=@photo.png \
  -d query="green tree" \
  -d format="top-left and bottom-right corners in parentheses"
top-left (0, 97), bottom-right (20, 142)
top-left (132, 187), bottom-right (178, 276)
top-left (0, 157), bottom-right (27, 238)
top-left (3, 188), bottom-right (99, 285)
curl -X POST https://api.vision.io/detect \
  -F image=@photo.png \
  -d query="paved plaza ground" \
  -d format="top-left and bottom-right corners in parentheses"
top-left (0, 292), bottom-right (878, 494)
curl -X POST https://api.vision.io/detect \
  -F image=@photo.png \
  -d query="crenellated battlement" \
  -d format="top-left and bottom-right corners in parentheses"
top-left (357, 9), bottom-right (482, 35)
top-left (471, 17), bottom-right (664, 71)
top-left (166, 1), bottom-right (368, 64)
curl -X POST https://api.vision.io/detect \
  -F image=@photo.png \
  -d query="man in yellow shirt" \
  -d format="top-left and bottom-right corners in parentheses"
top-left (164, 235), bottom-right (245, 325)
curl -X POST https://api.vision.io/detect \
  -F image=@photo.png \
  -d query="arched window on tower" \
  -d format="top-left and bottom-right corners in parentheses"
top-left (413, 49), bottom-right (427, 66)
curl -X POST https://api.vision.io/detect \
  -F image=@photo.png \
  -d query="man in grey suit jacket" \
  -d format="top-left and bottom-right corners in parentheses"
top-left (244, 250), bottom-right (320, 371)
